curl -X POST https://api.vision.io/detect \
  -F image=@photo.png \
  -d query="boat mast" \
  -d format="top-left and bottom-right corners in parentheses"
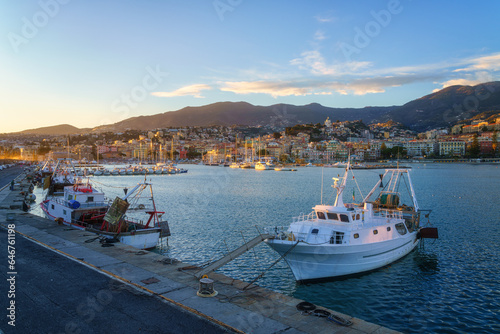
top-left (333, 159), bottom-right (350, 207)
top-left (405, 171), bottom-right (419, 211)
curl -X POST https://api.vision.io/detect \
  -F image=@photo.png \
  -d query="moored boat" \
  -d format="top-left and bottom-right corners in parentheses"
top-left (41, 180), bottom-right (170, 250)
top-left (264, 160), bottom-right (437, 281)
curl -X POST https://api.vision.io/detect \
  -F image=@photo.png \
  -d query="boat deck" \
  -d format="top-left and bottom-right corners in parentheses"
top-left (0, 171), bottom-right (400, 334)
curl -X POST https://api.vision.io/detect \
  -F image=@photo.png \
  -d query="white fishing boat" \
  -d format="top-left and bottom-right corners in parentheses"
top-left (264, 161), bottom-right (437, 281)
top-left (41, 180), bottom-right (170, 250)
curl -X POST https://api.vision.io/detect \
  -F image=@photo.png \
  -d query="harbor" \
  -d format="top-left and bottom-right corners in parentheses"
top-left (1, 162), bottom-right (499, 333)
top-left (1, 168), bottom-right (398, 333)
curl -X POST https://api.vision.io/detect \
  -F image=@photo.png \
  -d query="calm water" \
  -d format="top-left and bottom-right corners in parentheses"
top-left (33, 163), bottom-right (500, 333)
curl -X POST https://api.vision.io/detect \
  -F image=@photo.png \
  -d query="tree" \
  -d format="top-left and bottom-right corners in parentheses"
top-left (469, 133), bottom-right (480, 158)
top-left (187, 147), bottom-right (201, 159)
top-left (37, 142), bottom-right (51, 156)
top-left (273, 132), bottom-right (282, 140)
top-left (492, 130), bottom-right (498, 157)
top-left (391, 146), bottom-right (407, 159)
top-left (380, 143), bottom-right (391, 159)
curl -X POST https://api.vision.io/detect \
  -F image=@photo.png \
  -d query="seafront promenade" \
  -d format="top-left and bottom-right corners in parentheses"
top-left (0, 170), bottom-right (399, 333)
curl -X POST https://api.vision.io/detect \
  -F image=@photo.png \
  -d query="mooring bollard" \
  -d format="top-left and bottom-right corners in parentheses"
top-left (197, 275), bottom-right (218, 298)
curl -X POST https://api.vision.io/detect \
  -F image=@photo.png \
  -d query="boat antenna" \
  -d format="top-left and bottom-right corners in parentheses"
top-left (321, 167), bottom-right (324, 204)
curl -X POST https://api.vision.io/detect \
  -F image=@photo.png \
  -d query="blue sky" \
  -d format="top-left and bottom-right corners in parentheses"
top-left (1, 0), bottom-right (500, 133)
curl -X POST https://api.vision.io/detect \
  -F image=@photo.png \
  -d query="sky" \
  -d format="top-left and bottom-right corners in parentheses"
top-left (1, 0), bottom-right (500, 133)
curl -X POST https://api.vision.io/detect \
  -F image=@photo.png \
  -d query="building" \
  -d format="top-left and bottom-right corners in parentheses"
top-left (404, 140), bottom-right (438, 157)
top-left (439, 140), bottom-right (466, 156)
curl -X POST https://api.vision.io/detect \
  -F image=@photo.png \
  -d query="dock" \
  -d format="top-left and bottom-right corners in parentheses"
top-left (0, 170), bottom-right (400, 333)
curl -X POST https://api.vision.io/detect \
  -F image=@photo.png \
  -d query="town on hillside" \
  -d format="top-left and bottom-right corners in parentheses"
top-left (1, 117), bottom-right (499, 164)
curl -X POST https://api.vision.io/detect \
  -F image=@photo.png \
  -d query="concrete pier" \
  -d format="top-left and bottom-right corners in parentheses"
top-left (0, 170), bottom-right (400, 333)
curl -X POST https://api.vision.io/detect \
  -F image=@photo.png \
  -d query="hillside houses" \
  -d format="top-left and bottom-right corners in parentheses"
top-left (1, 118), bottom-right (498, 162)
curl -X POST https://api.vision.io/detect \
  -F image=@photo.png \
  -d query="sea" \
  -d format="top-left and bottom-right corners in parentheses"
top-left (33, 163), bottom-right (500, 333)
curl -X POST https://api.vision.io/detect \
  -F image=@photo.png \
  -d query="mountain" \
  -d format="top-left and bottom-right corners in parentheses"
top-left (94, 102), bottom-right (395, 132)
top-left (388, 82), bottom-right (500, 131)
top-left (9, 82), bottom-right (500, 134)
top-left (17, 124), bottom-right (87, 135)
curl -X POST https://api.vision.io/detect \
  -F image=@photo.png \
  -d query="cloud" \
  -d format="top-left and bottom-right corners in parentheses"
top-left (433, 71), bottom-right (495, 91)
top-left (220, 80), bottom-right (314, 97)
top-left (454, 53), bottom-right (500, 73)
top-left (314, 30), bottom-right (327, 41)
top-left (152, 84), bottom-right (212, 98)
top-left (220, 75), bottom-right (436, 98)
top-left (315, 14), bottom-right (335, 23)
top-left (291, 49), bottom-right (500, 94)
top-left (290, 50), bottom-right (371, 76)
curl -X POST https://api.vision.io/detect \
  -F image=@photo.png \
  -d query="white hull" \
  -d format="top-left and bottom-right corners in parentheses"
top-left (266, 233), bottom-right (419, 281)
top-left (119, 231), bottom-right (160, 250)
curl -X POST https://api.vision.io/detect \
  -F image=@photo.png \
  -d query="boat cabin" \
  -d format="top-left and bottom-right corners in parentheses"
top-left (63, 184), bottom-right (107, 208)
top-left (313, 204), bottom-right (365, 223)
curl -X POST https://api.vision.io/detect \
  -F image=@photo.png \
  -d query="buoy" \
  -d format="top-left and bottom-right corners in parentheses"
top-left (197, 275), bottom-right (217, 298)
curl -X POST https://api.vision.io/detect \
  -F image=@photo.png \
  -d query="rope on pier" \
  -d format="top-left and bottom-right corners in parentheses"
top-left (242, 240), bottom-right (300, 290)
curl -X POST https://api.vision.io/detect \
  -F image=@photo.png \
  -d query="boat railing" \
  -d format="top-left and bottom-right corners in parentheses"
top-left (292, 211), bottom-right (317, 223)
top-left (376, 209), bottom-right (404, 219)
top-left (263, 226), bottom-right (296, 241)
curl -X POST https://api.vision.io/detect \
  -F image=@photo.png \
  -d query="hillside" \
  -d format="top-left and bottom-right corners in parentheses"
top-left (388, 82), bottom-right (500, 131)
top-left (93, 102), bottom-right (394, 132)
top-left (17, 124), bottom-right (87, 135)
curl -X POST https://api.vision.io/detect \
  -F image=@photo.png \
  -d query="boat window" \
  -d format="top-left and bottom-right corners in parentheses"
top-left (353, 233), bottom-right (359, 239)
top-left (317, 212), bottom-right (326, 220)
top-left (51, 204), bottom-right (54, 210)
top-left (373, 229), bottom-right (378, 235)
top-left (311, 228), bottom-right (319, 234)
top-left (395, 223), bottom-right (407, 235)
top-left (63, 210), bottom-right (66, 215)
top-left (336, 232), bottom-right (344, 244)
top-left (87, 196), bottom-right (94, 203)
top-left (339, 214), bottom-right (350, 223)
top-left (405, 220), bottom-right (415, 233)
top-left (67, 195), bottom-right (72, 200)
top-left (387, 226), bottom-right (391, 232)
top-left (356, 214), bottom-right (360, 220)
top-left (327, 213), bottom-right (338, 220)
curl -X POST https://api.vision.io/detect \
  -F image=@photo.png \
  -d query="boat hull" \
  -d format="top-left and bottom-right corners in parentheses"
top-left (265, 233), bottom-right (419, 281)
top-left (87, 227), bottom-right (162, 250)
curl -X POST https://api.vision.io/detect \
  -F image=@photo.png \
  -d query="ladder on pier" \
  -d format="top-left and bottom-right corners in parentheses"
top-left (195, 233), bottom-right (273, 278)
